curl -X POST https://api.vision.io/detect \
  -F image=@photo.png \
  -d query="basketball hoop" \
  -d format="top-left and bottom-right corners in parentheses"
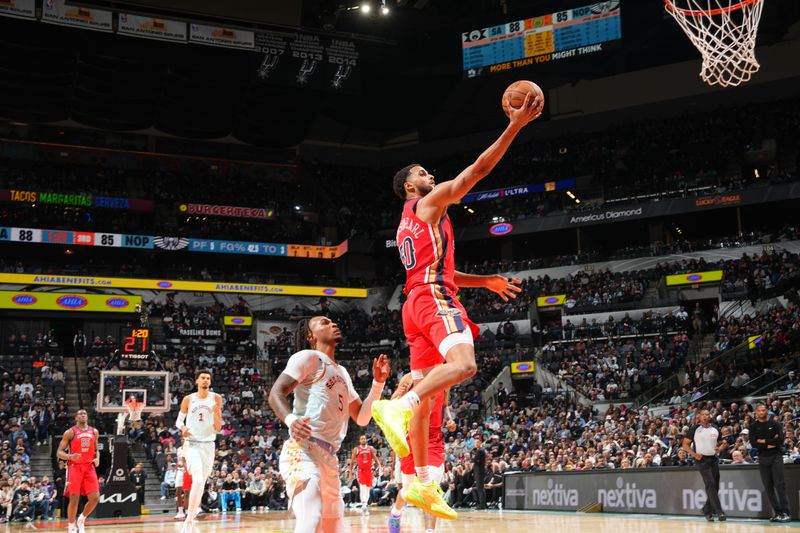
top-left (125, 400), bottom-right (145, 422)
top-left (664, 0), bottom-right (764, 87)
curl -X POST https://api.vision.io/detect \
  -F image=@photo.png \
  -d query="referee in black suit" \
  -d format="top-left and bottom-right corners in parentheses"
top-left (683, 409), bottom-right (727, 521)
top-left (749, 404), bottom-right (791, 522)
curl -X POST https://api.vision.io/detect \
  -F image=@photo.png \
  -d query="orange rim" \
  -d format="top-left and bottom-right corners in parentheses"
top-left (664, 0), bottom-right (760, 17)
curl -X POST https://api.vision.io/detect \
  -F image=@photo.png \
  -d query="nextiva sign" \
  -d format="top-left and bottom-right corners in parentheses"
top-left (489, 223), bottom-right (513, 236)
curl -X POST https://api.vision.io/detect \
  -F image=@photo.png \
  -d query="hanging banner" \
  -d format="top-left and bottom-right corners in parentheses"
top-left (190, 23), bottom-right (254, 50)
top-left (254, 30), bottom-right (361, 94)
top-left (41, 0), bottom-right (112, 32)
top-left (0, 273), bottom-right (368, 298)
top-left (0, 0), bottom-right (35, 19)
top-left (118, 13), bottom-right (187, 43)
top-left (0, 291), bottom-right (141, 313)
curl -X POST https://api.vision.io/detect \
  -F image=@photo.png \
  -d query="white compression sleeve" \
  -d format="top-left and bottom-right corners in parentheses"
top-left (175, 411), bottom-right (187, 429)
top-left (356, 381), bottom-right (385, 426)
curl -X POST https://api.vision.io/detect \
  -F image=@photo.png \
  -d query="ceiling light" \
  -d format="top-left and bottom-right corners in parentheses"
top-left (361, 2), bottom-right (371, 13)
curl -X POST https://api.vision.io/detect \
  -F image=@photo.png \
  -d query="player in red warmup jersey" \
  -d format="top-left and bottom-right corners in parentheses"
top-left (57, 409), bottom-right (100, 533)
top-left (347, 435), bottom-right (381, 513)
top-left (371, 91), bottom-right (543, 520)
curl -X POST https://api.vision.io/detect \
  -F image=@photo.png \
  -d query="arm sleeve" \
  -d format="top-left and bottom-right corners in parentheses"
top-left (175, 411), bottom-right (187, 429)
top-left (282, 350), bottom-right (323, 384)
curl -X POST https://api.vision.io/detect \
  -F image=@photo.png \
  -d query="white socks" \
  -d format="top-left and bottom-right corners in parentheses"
top-left (398, 391), bottom-right (420, 411)
top-left (415, 466), bottom-right (430, 484)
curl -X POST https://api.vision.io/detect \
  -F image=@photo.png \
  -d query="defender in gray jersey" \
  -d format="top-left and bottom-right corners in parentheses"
top-left (269, 316), bottom-right (390, 533)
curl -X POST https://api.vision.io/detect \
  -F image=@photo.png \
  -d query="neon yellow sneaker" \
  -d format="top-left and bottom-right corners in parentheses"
top-left (371, 399), bottom-right (412, 457)
top-left (404, 479), bottom-right (457, 520)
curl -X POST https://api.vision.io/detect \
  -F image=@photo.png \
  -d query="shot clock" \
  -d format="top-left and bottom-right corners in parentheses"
top-left (117, 327), bottom-right (153, 369)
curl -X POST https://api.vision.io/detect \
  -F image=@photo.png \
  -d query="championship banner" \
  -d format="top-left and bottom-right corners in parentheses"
top-left (665, 270), bottom-right (724, 286)
top-left (41, 0), bottom-right (112, 32)
top-left (190, 23), bottom-right (254, 50)
top-left (461, 179), bottom-right (577, 204)
top-left (224, 316), bottom-right (253, 327)
top-left (178, 203), bottom-right (274, 220)
top-left (0, 273), bottom-right (368, 298)
top-left (0, 291), bottom-right (141, 313)
top-left (1, 189), bottom-right (154, 211)
top-left (254, 30), bottom-right (361, 94)
top-left (0, 0), bottom-right (35, 19)
top-left (537, 294), bottom-right (566, 307)
top-left (118, 13), bottom-right (187, 43)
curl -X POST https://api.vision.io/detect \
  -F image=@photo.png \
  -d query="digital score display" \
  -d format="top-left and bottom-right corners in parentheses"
top-left (118, 327), bottom-right (152, 370)
top-left (462, 1), bottom-right (622, 78)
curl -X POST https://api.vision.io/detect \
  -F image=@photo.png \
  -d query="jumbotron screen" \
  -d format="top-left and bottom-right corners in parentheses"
top-left (461, 1), bottom-right (622, 78)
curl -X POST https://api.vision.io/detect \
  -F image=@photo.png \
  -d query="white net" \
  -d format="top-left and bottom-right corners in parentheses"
top-left (665, 0), bottom-right (764, 87)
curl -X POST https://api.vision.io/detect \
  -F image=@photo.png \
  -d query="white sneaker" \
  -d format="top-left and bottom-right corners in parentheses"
top-left (160, 496), bottom-right (167, 500)
top-left (235, 509), bottom-right (241, 513)
top-left (77, 515), bottom-right (86, 533)
top-left (174, 511), bottom-right (186, 520)
top-left (68, 524), bottom-right (77, 533)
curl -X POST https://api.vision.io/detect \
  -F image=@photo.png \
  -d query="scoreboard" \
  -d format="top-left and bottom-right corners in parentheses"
top-left (462, 1), bottom-right (622, 78)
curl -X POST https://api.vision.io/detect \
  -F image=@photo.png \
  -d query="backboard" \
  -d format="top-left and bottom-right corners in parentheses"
top-left (96, 370), bottom-right (171, 414)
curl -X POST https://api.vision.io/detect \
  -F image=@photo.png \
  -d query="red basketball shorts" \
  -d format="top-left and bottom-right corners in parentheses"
top-left (65, 462), bottom-right (100, 496)
top-left (357, 469), bottom-right (373, 487)
top-left (183, 472), bottom-right (193, 490)
top-left (402, 284), bottom-right (479, 371)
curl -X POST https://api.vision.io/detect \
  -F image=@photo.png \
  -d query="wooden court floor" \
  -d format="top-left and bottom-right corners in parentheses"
top-left (7, 508), bottom-right (798, 533)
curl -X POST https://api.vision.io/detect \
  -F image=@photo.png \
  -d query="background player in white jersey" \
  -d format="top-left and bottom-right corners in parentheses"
top-left (175, 369), bottom-right (222, 529)
top-left (268, 316), bottom-right (389, 533)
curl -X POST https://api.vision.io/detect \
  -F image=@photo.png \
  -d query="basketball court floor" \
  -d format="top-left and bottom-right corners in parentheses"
top-left (7, 508), bottom-right (797, 533)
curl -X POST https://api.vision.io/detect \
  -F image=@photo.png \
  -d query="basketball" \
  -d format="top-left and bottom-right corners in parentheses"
top-left (502, 80), bottom-right (544, 118)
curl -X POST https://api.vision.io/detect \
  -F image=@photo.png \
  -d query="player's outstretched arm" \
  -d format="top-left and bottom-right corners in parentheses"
top-left (350, 354), bottom-right (389, 426)
top-left (417, 93), bottom-right (543, 212)
top-left (454, 271), bottom-right (523, 301)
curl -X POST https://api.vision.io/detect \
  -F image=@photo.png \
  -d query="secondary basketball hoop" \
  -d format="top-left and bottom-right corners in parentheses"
top-left (664, 0), bottom-right (764, 87)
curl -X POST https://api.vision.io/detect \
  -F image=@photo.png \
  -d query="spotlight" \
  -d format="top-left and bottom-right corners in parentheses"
top-left (361, 2), bottom-right (371, 13)
top-left (381, 2), bottom-right (389, 15)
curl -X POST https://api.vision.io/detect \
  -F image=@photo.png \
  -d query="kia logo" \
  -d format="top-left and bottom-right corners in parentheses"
top-left (323, 288), bottom-right (337, 295)
top-left (545, 297), bottom-right (559, 304)
top-left (686, 274), bottom-right (702, 281)
top-left (157, 281), bottom-right (173, 288)
top-left (231, 318), bottom-right (245, 324)
top-left (11, 294), bottom-right (37, 306)
top-left (56, 295), bottom-right (88, 309)
top-left (489, 223), bottom-right (513, 236)
top-left (105, 297), bottom-right (130, 309)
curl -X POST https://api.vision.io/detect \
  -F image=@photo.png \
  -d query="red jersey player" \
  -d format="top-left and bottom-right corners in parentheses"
top-left (347, 435), bottom-right (380, 513)
top-left (371, 90), bottom-right (542, 520)
top-left (57, 409), bottom-right (100, 533)
top-left (388, 374), bottom-right (455, 533)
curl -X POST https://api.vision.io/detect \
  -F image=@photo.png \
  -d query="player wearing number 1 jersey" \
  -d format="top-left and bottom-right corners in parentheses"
top-left (57, 409), bottom-right (100, 533)
top-left (175, 370), bottom-right (222, 530)
top-left (268, 316), bottom-right (390, 533)
top-left (371, 91), bottom-right (543, 520)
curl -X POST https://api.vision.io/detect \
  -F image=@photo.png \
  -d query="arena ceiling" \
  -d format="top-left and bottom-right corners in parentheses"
top-left (0, 0), bottom-right (798, 147)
